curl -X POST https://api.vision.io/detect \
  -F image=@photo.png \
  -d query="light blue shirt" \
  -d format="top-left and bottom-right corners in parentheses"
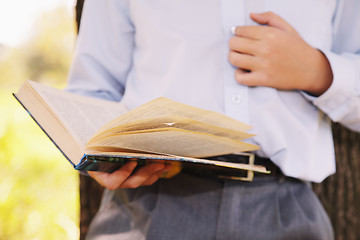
top-left (67, 0), bottom-right (360, 182)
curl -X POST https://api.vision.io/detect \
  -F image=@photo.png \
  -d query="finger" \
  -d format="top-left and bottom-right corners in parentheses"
top-left (142, 166), bottom-right (172, 186)
top-left (235, 68), bottom-right (267, 87)
top-left (229, 36), bottom-right (259, 55)
top-left (250, 12), bottom-right (297, 33)
top-left (233, 25), bottom-right (273, 40)
top-left (88, 161), bottom-right (138, 190)
top-left (141, 174), bottom-right (161, 186)
top-left (120, 163), bottom-right (166, 188)
top-left (228, 51), bottom-right (256, 71)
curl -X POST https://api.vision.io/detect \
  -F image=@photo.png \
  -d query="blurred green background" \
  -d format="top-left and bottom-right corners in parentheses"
top-left (0, 2), bottom-right (80, 239)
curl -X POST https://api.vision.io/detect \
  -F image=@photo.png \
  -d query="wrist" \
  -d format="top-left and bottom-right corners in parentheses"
top-left (304, 49), bottom-right (333, 96)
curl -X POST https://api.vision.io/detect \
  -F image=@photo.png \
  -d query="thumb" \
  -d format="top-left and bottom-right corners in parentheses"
top-left (250, 12), bottom-right (297, 33)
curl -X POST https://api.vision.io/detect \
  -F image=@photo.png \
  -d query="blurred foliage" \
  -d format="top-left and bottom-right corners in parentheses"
top-left (0, 6), bottom-right (76, 89)
top-left (0, 5), bottom-right (79, 240)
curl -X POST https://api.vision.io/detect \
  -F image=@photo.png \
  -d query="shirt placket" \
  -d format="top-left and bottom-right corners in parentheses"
top-left (221, 0), bottom-right (248, 124)
top-left (221, 0), bottom-right (265, 125)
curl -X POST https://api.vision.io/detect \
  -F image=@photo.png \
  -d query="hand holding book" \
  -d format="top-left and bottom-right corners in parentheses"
top-left (88, 161), bottom-right (173, 190)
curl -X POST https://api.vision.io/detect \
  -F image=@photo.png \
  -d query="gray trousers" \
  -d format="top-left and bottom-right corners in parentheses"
top-left (86, 173), bottom-right (334, 240)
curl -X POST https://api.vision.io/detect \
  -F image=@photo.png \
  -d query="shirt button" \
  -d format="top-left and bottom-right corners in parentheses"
top-left (231, 93), bottom-right (242, 104)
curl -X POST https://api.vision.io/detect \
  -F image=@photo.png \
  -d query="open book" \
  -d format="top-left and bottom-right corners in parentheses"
top-left (14, 80), bottom-right (268, 178)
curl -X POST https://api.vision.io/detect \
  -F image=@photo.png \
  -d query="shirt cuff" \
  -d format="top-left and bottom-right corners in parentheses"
top-left (302, 50), bottom-right (357, 120)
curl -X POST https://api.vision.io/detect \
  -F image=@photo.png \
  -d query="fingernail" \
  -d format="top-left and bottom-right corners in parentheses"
top-left (159, 165), bottom-right (171, 173)
top-left (230, 26), bottom-right (236, 35)
top-left (127, 161), bottom-right (137, 169)
top-left (154, 164), bottom-right (165, 172)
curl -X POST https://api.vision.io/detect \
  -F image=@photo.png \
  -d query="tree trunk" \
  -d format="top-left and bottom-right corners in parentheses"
top-left (78, 174), bottom-right (104, 240)
top-left (74, 1), bottom-right (360, 239)
top-left (313, 123), bottom-right (360, 240)
top-left (75, 0), bottom-right (85, 33)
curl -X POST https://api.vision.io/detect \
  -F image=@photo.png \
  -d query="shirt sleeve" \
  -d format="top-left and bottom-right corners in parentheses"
top-left (309, 0), bottom-right (360, 133)
top-left (66, 0), bottom-right (134, 101)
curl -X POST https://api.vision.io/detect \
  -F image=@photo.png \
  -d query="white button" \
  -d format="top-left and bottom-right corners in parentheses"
top-left (231, 93), bottom-right (242, 104)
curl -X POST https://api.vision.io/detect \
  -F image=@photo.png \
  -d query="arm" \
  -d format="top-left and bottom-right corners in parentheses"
top-left (310, 0), bottom-right (360, 132)
top-left (67, 0), bottom-right (171, 189)
top-left (67, 0), bottom-right (133, 101)
top-left (228, 9), bottom-right (360, 132)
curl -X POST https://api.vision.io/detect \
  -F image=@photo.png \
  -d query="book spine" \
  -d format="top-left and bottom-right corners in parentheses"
top-left (75, 155), bottom-right (134, 172)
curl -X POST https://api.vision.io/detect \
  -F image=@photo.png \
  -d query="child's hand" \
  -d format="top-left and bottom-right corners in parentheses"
top-left (88, 162), bottom-right (172, 190)
top-left (229, 11), bottom-right (333, 96)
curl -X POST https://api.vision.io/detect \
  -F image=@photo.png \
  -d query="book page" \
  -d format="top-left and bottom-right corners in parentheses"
top-left (89, 114), bottom-right (254, 143)
top-left (86, 128), bottom-right (259, 158)
top-left (94, 97), bottom-right (252, 136)
top-left (29, 81), bottom-right (127, 147)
